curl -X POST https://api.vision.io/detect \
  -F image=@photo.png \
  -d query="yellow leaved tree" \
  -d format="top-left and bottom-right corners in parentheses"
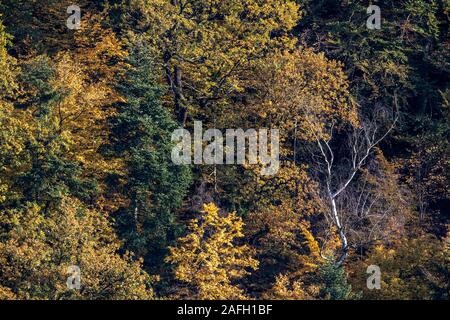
top-left (234, 47), bottom-right (358, 141)
top-left (0, 197), bottom-right (153, 300)
top-left (166, 203), bottom-right (259, 299)
top-left (128, 0), bottom-right (300, 125)
top-left (249, 200), bottom-right (326, 299)
top-left (349, 233), bottom-right (449, 300)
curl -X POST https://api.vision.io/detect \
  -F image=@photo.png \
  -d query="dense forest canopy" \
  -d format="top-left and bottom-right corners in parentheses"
top-left (0, 0), bottom-right (448, 300)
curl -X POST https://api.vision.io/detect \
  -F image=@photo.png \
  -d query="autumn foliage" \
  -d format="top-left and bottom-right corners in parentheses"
top-left (0, 0), bottom-right (448, 300)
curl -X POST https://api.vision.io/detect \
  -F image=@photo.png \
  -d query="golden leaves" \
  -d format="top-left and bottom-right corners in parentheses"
top-left (0, 197), bottom-right (153, 300)
top-left (349, 235), bottom-right (449, 300)
top-left (140, 0), bottom-right (300, 121)
top-left (242, 48), bottom-right (358, 141)
top-left (166, 203), bottom-right (259, 299)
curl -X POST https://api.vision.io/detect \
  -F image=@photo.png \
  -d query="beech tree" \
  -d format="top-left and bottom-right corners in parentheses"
top-left (0, 197), bottom-right (153, 300)
top-left (166, 203), bottom-right (259, 299)
top-left (349, 234), bottom-right (449, 300)
top-left (120, 0), bottom-right (300, 125)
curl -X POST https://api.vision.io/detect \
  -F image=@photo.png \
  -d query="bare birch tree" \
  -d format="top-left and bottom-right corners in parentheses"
top-left (309, 103), bottom-right (398, 266)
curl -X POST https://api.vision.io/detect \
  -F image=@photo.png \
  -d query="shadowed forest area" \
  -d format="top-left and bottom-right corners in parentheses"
top-left (0, 0), bottom-right (448, 300)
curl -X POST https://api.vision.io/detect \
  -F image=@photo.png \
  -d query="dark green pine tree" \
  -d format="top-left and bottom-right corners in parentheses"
top-left (110, 42), bottom-right (192, 272)
top-left (318, 262), bottom-right (359, 300)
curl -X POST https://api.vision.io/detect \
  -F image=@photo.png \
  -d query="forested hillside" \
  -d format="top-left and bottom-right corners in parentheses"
top-left (0, 0), bottom-right (448, 300)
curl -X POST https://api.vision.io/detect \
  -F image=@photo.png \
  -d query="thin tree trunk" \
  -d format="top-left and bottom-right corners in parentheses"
top-left (174, 65), bottom-right (187, 125)
top-left (330, 195), bottom-right (348, 266)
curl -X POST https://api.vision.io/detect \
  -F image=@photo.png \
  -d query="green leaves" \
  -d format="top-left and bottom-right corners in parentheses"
top-left (110, 42), bottom-right (191, 272)
top-left (319, 262), bottom-right (357, 300)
